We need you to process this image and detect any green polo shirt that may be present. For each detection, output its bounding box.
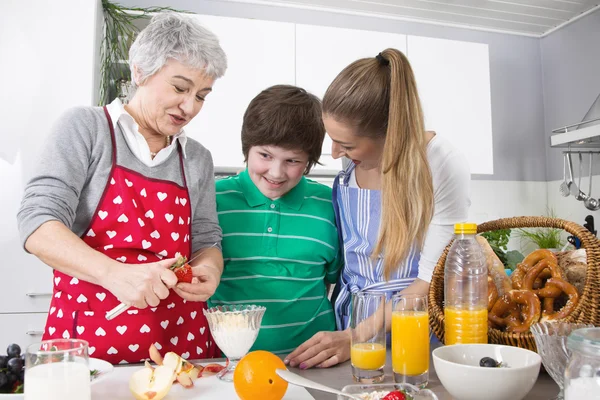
[210,169,342,354]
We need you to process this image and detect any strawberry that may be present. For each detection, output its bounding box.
[173,264,193,283]
[170,255,193,283]
[382,391,407,400]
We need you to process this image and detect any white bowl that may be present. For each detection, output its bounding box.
[432,344,541,400]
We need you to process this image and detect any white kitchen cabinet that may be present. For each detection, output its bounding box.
[184,15,296,170]
[0,313,49,356]
[295,24,407,173]
[407,35,493,175]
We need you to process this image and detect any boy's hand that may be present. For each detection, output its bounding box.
[284,329,351,369]
[173,264,221,302]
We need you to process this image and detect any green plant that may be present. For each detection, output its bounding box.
[480,229,524,270]
[99,0,187,105]
[515,208,565,251]
[516,227,564,250]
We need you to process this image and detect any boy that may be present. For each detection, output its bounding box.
[209,85,342,355]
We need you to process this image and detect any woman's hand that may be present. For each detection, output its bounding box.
[284,330,351,369]
[174,264,221,302]
[174,246,223,302]
[100,258,178,309]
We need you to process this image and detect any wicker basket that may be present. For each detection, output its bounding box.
[429,216,600,351]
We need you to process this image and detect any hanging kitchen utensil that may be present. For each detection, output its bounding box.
[567,152,580,197]
[560,153,570,197]
[584,153,600,211]
[575,153,588,201]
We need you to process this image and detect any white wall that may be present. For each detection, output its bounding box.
[0,0,102,350]
[113,0,557,230]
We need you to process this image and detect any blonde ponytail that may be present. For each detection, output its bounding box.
[323,48,434,280]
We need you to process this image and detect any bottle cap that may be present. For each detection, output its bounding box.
[454,223,477,234]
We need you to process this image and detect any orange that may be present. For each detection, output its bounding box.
[233,350,289,400]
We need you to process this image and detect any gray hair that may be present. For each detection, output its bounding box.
[129,12,227,87]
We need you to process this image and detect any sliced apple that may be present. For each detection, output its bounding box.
[129,364,177,400]
[149,344,164,366]
[186,366,201,380]
[176,371,194,388]
[163,351,184,374]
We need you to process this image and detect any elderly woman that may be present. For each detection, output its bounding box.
[17,12,227,364]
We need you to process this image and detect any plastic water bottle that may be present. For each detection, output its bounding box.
[444,223,488,344]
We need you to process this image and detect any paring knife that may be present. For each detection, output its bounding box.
[105,242,218,321]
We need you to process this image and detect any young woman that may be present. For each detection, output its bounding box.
[285,48,471,369]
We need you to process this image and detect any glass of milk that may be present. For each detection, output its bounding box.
[24,339,91,400]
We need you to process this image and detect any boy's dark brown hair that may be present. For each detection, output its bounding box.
[242,85,325,174]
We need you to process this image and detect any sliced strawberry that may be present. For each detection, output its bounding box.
[382,391,407,400]
[174,264,193,283]
[200,363,226,376]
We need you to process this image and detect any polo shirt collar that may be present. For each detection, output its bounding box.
[239,169,306,211]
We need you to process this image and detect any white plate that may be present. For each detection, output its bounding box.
[0,357,114,398]
[89,357,114,385]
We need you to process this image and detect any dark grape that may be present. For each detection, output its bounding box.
[480,357,499,368]
[6,344,21,359]
[7,357,23,374]
[5,371,16,388]
[0,371,7,390]
[0,355,7,369]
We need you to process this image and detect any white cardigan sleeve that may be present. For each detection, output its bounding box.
[417,137,471,283]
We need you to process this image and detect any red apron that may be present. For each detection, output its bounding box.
[42,107,220,364]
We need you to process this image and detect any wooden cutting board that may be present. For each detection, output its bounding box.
[91,363,315,400]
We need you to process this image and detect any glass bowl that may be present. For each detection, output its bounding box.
[339,383,439,400]
[531,321,594,400]
[203,304,266,381]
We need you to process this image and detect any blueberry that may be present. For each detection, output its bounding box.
[480,357,498,368]
[6,344,21,359]
[7,357,23,374]
[0,355,7,369]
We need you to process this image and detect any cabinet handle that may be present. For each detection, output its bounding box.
[26,331,44,336]
[25,293,52,297]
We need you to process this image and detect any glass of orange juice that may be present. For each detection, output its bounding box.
[391,293,429,388]
[350,291,386,383]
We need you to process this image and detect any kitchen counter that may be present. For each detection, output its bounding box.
[98,350,559,399]
[294,352,559,400]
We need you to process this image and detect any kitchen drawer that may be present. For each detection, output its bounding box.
[0,313,48,352]
[0,260,53,314]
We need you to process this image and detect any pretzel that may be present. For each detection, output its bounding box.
[519,258,579,321]
[488,290,541,333]
[539,278,579,321]
[521,259,563,294]
[488,276,499,311]
[511,249,557,289]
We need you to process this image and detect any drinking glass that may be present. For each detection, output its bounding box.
[24,339,91,400]
[203,304,266,381]
[350,291,386,383]
[392,293,429,388]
